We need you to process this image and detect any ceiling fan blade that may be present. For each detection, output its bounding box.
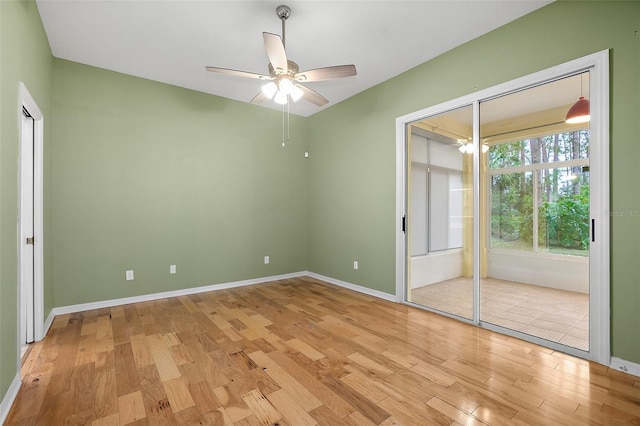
[298,84,329,106]
[250,91,269,105]
[263,32,288,73]
[205,66,270,80]
[295,65,357,82]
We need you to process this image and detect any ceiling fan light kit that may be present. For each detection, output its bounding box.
[205,4,357,107]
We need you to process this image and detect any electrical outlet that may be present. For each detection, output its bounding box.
[125,270,134,281]
[264,256,270,265]
[170,264,176,274]
[353,261,359,270]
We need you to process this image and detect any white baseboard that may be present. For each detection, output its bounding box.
[0,373,22,425]
[306,272,396,302]
[610,357,640,378]
[42,309,56,338]
[49,271,308,318]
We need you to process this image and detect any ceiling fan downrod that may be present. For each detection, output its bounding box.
[276,5,291,48]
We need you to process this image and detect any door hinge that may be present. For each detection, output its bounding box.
[402,216,406,233]
[26,237,35,245]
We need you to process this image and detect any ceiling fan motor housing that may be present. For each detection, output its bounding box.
[268,60,299,78]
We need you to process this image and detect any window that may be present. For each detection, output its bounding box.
[410,130,465,256]
[488,130,590,256]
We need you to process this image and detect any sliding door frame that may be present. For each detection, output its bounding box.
[395,50,610,365]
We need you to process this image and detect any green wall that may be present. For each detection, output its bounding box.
[51,59,309,307]
[0,0,52,402]
[307,1,640,363]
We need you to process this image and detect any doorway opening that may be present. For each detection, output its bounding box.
[396,51,609,364]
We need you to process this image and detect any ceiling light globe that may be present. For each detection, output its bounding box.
[274,90,288,105]
[290,85,304,102]
[466,143,474,154]
[261,82,277,99]
[262,81,278,99]
[279,78,293,95]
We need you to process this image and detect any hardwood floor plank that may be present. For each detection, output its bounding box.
[71,361,97,424]
[118,390,147,424]
[114,342,141,397]
[91,412,120,426]
[377,395,447,425]
[240,388,283,425]
[285,337,326,361]
[7,278,640,425]
[188,379,221,414]
[129,333,154,368]
[426,396,485,425]
[340,370,389,403]
[162,377,196,413]
[267,349,355,418]
[268,388,318,426]
[212,384,253,423]
[96,314,115,353]
[146,333,181,382]
[248,350,324,412]
[320,375,390,424]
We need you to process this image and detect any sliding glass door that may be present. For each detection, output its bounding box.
[407,106,474,321]
[479,75,590,351]
[398,51,609,363]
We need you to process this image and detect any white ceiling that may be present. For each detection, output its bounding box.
[36,0,553,117]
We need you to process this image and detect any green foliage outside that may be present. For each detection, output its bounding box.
[540,184,590,251]
[489,131,589,256]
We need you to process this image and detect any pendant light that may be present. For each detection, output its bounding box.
[566,74,590,124]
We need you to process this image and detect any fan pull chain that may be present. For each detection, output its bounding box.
[287,99,291,142]
[282,101,285,147]
[281,96,291,147]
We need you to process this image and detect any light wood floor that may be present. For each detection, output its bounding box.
[6,277,640,425]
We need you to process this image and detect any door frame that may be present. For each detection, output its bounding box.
[17,82,45,353]
[395,50,610,365]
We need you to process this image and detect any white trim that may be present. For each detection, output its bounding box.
[41,272,395,335]
[0,373,22,425]
[395,50,610,365]
[586,50,611,366]
[610,357,640,378]
[307,272,396,302]
[395,119,407,303]
[49,272,308,316]
[17,83,45,346]
[43,309,56,338]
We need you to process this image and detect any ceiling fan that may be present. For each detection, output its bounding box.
[205,4,357,107]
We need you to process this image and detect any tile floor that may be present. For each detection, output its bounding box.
[410,277,589,351]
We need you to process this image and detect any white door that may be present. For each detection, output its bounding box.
[20,108,35,344]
